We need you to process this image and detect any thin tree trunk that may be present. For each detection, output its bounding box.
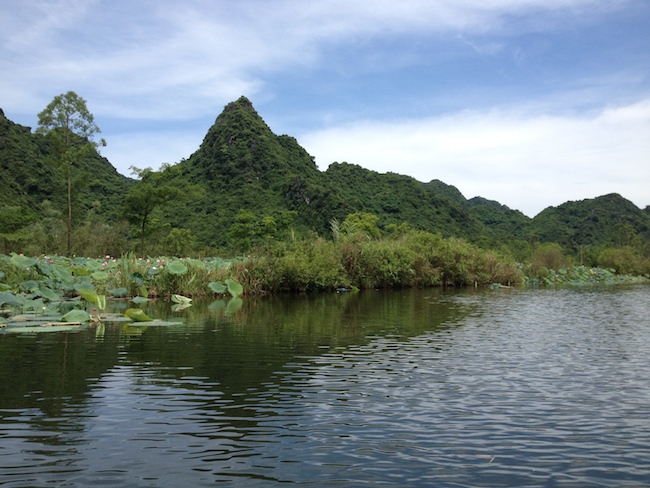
[67,174,72,256]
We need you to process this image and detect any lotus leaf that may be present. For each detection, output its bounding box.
[129,272,144,285]
[91,271,109,281]
[78,288,99,304]
[37,285,60,302]
[225,279,243,298]
[166,261,189,275]
[10,255,37,269]
[125,308,154,322]
[131,296,149,304]
[208,281,227,294]
[171,294,192,304]
[20,280,39,293]
[61,309,91,322]
[108,287,128,297]
[0,291,22,307]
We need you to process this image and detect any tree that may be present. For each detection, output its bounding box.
[124,164,206,256]
[341,212,382,239]
[37,91,106,255]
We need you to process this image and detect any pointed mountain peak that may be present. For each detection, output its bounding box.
[226,96,255,112]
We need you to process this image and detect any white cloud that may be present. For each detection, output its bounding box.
[299,99,650,217]
[1,0,628,120]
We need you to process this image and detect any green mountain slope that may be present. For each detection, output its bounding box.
[2,99,649,257]
[528,193,650,250]
[168,97,497,246]
[0,108,132,227]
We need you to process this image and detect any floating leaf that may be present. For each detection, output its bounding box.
[166,261,188,275]
[125,308,153,322]
[225,279,243,298]
[131,296,149,304]
[208,281,227,294]
[61,309,91,322]
[108,287,128,297]
[171,294,192,304]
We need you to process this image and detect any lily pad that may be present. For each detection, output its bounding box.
[171,294,192,304]
[208,281,227,294]
[61,309,92,323]
[166,261,188,275]
[108,287,128,297]
[225,279,243,298]
[125,308,153,322]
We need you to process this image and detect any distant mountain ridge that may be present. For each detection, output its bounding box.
[1,98,649,253]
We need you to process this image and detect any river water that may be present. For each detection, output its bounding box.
[1,286,649,487]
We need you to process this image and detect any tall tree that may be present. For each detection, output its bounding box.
[37,91,105,255]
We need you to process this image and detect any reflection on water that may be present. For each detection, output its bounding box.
[1,287,650,486]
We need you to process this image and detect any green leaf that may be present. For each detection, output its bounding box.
[91,271,109,281]
[125,308,153,322]
[171,294,192,304]
[166,261,188,275]
[0,291,22,307]
[131,296,149,304]
[20,280,39,293]
[208,281,227,294]
[61,309,91,322]
[225,278,243,298]
[10,255,38,269]
[78,288,99,304]
[96,295,106,311]
[37,285,60,302]
[84,260,103,271]
[108,287,128,297]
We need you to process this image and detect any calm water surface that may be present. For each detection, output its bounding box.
[1,286,649,487]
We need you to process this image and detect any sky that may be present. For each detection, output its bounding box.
[1,0,648,217]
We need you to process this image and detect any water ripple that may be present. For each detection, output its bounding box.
[1,287,649,486]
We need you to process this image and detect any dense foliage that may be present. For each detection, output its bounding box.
[1,97,649,278]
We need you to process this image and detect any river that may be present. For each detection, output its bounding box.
[1,286,649,487]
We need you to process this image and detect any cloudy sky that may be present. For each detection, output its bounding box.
[1,0,648,217]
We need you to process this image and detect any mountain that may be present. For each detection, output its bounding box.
[0,108,132,235]
[527,193,650,250]
[170,96,491,247]
[1,98,649,256]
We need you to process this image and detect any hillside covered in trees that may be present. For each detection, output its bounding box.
[1,97,649,274]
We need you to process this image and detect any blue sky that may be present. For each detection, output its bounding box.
[1,0,648,217]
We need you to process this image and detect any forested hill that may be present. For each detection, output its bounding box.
[0,108,132,236]
[1,98,649,256]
